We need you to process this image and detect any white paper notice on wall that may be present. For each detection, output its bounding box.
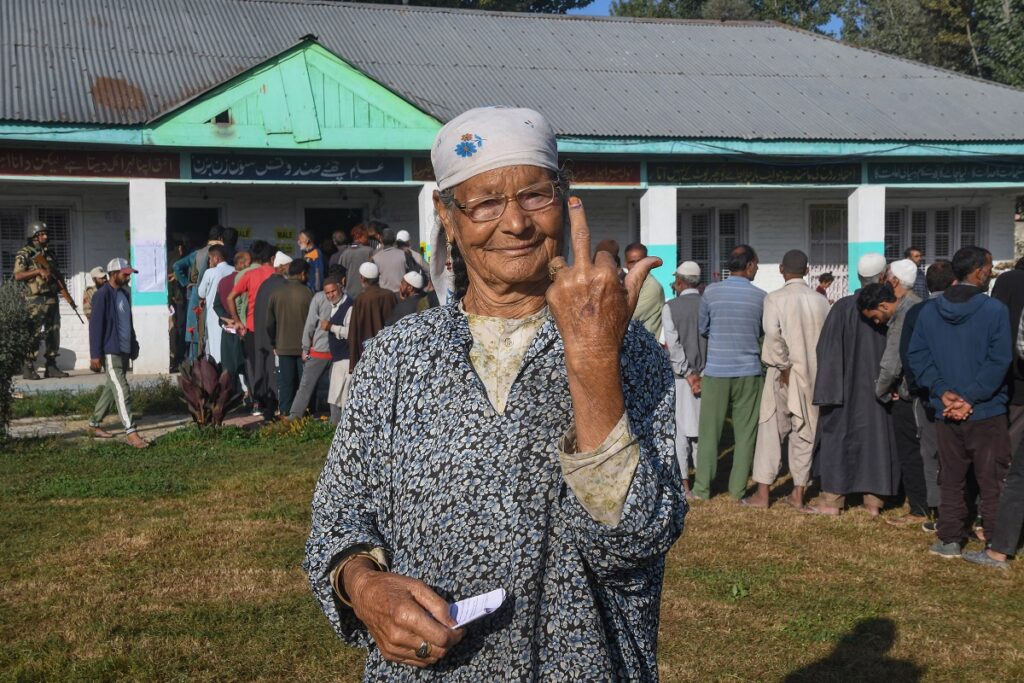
[134,242,167,293]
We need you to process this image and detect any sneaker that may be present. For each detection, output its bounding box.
[921,520,937,533]
[22,364,40,380]
[962,549,1010,570]
[929,540,962,558]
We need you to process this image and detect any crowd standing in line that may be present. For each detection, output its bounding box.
[159,216,437,425]
[655,242,1021,570]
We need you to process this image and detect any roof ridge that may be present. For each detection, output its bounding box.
[233,0,776,26]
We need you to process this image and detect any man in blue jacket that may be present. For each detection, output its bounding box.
[88,257,149,449]
[907,246,1011,558]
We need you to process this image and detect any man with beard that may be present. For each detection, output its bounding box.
[809,253,899,516]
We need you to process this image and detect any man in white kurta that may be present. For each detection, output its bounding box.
[745,249,829,509]
[661,261,706,499]
[195,246,235,365]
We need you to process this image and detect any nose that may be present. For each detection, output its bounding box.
[499,198,533,238]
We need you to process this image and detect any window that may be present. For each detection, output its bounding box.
[677,208,745,282]
[884,207,981,262]
[884,210,904,261]
[808,204,847,266]
[0,205,73,280]
[960,208,980,248]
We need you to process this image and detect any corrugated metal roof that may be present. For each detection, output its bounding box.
[3,0,1024,141]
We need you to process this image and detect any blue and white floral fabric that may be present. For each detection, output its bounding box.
[304,302,686,681]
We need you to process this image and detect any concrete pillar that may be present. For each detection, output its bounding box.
[847,185,886,293]
[418,181,438,262]
[128,179,169,374]
[640,186,677,292]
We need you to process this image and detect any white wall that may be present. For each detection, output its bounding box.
[2,180,1018,371]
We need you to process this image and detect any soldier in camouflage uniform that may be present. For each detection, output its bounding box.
[13,221,69,379]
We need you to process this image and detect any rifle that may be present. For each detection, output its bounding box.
[32,252,85,324]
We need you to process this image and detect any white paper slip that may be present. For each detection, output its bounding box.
[449,588,505,628]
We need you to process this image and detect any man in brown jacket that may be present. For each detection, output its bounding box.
[348,261,396,371]
[266,259,313,416]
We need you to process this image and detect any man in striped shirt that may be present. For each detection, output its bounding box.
[692,245,766,501]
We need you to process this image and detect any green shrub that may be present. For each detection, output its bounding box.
[0,282,36,438]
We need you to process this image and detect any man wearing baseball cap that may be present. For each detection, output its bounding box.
[83,265,108,320]
[88,257,148,448]
[810,252,898,515]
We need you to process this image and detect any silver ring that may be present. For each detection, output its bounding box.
[415,640,431,659]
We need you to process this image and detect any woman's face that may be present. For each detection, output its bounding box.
[439,164,563,293]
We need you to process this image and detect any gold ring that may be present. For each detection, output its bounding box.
[415,641,431,659]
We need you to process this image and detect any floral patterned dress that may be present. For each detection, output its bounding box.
[304,302,686,681]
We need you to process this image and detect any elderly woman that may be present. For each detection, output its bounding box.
[305,107,686,681]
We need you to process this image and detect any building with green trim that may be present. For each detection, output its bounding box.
[2,0,1024,372]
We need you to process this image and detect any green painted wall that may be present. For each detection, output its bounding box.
[145,41,441,151]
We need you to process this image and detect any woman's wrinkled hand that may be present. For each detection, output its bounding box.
[345,559,465,668]
[546,196,662,362]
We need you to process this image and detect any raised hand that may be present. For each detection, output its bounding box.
[546,196,662,359]
[545,196,662,452]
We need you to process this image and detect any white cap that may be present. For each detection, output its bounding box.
[396,230,411,243]
[889,258,919,289]
[857,252,887,278]
[430,106,558,190]
[89,266,107,280]
[106,257,137,274]
[674,261,701,278]
[403,271,425,290]
[272,251,293,268]
[359,262,380,280]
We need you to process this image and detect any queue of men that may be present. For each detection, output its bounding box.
[171,223,435,424]
[659,243,1023,570]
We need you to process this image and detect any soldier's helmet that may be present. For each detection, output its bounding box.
[25,220,48,239]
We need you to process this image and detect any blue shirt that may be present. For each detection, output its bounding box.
[699,276,766,377]
[114,288,132,354]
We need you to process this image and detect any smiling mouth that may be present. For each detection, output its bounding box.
[490,242,543,256]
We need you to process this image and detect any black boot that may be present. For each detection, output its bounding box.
[44,362,68,379]
[22,363,40,380]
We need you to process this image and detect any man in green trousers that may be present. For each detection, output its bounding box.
[692,245,765,500]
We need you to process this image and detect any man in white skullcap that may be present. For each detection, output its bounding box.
[395,229,428,277]
[809,252,900,516]
[855,259,928,524]
[661,260,706,498]
[385,270,434,327]
[347,261,396,370]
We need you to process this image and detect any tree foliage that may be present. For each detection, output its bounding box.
[611,0,839,30]
[838,0,1024,87]
[612,0,1024,88]
[369,0,596,13]
[0,282,36,439]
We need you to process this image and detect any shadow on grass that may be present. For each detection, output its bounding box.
[783,617,924,683]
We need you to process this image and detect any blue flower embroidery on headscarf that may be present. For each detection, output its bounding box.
[455,133,484,157]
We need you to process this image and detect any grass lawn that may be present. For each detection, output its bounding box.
[1,422,1021,682]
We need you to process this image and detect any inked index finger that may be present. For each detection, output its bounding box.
[566,196,591,266]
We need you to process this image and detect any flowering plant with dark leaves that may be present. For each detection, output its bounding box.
[177,357,241,426]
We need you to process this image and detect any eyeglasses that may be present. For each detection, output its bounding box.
[453,180,562,223]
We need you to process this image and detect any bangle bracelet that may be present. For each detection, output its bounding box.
[330,549,388,607]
